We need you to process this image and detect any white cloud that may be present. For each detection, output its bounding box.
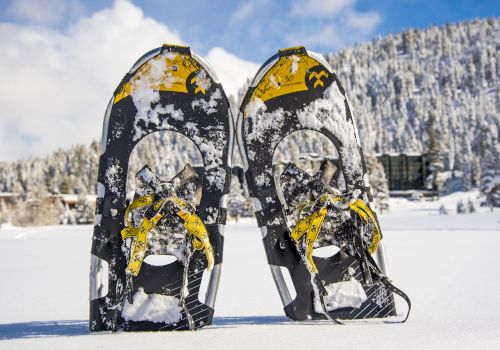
[345,9,381,34]
[290,0,354,18]
[287,24,342,49]
[205,47,259,99]
[5,0,86,25]
[0,0,259,162]
[287,0,381,50]
[229,1,259,25]
[0,0,183,161]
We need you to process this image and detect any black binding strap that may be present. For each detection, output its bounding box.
[352,226,411,323]
[364,249,412,323]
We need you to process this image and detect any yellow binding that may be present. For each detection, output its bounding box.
[290,195,381,274]
[121,195,214,276]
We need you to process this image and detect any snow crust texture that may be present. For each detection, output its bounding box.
[122,288,182,324]
[313,279,368,313]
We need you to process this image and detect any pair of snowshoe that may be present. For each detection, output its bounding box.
[89,44,410,332]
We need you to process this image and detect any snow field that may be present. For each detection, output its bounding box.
[0,196,499,349]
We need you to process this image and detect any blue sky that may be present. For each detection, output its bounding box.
[1,0,499,62]
[0,0,498,161]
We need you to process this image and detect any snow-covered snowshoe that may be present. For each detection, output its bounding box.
[90,44,233,331]
[236,46,410,322]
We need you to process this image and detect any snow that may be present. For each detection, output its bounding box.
[243,97,267,119]
[290,55,300,74]
[129,52,187,141]
[255,173,271,187]
[104,159,124,196]
[130,53,169,140]
[191,88,222,115]
[122,288,182,324]
[0,195,499,349]
[182,119,227,192]
[294,82,363,183]
[314,279,367,313]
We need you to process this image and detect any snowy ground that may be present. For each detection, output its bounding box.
[0,192,499,349]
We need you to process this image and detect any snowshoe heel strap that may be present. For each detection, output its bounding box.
[290,195,381,275]
[121,195,214,276]
[290,208,327,273]
[348,199,381,254]
[380,277,411,323]
[176,208,214,270]
[364,249,412,323]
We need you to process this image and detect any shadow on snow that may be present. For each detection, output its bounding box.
[0,320,88,340]
[212,316,289,326]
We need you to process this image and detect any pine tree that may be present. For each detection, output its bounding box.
[480,144,500,208]
[365,154,390,213]
[75,194,95,224]
[426,111,445,194]
[0,18,499,223]
[0,199,10,225]
[227,174,249,220]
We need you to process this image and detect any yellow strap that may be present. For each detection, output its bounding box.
[290,208,327,273]
[124,194,156,227]
[123,214,163,276]
[289,196,381,274]
[290,213,314,241]
[348,199,381,254]
[324,194,381,253]
[170,197,214,270]
[121,196,214,276]
[177,209,214,271]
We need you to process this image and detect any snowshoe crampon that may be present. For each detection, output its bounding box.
[89,44,233,332]
[236,46,410,323]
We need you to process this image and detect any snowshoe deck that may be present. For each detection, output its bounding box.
[90,44,233,331]
[237,46,409,322]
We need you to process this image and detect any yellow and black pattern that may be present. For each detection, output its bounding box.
[290,194,381,276]
[245,46,333,112]
[114,44,208,104]
[91,43,232,332]
[237,46,404,322]
[290,208,328,273]
[120,194,214,277]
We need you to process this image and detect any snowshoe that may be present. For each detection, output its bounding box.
[236,46,410,322]
[89,44,233,331]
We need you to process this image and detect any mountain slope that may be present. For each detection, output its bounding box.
[326,17,499,188]
[0,18,498,221]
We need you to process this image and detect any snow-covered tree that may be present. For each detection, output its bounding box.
[75,195,95,224]
[426,111,445,193]
[456,200,466,214]
[227,174,248,221]
[365,154,390,213]
[439,204,448,215]
[480,151,500,208]
[1,18,499,222]
[467,199,476,213]
[0,199,10,225]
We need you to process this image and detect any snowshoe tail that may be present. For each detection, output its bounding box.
[89,44,233,331]
[236,46,410,322]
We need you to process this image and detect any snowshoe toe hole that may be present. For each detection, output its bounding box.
[143,254,178,266]
[312,245,340,258]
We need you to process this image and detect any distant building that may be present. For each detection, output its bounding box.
[377,153,430,191]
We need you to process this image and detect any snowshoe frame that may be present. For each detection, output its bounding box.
[237,46,399,321]
[89,44,234,331]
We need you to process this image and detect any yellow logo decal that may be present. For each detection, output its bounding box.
[190,77,206,94]
[113,51,204,104]
[308,70,328,88]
